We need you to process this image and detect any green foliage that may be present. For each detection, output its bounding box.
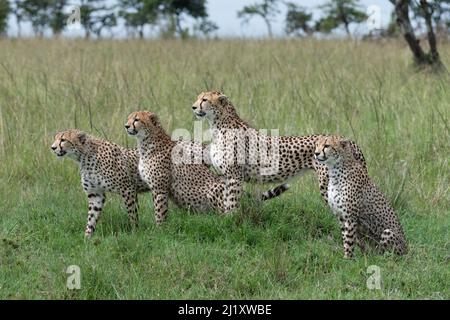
[0,0,10,35]
[79,0,118,38]
[192,18,218,38]
[48,0,67,36]
[410,0,450,36]
[20,0,50,36]
[16,0,69,36]
[315,0,367,36]
[0,39,448,299]
[118,0,159,38]
[237,0,280,37]
[159,0,208,38]
[385,9,400,37]
[285,2,313,37]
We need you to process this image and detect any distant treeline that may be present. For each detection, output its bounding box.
[0,0,449,40]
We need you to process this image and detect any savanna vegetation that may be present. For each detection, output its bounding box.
[0,38,448,299]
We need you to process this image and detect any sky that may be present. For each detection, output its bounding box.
[6,0,394,38]
[208,0,393,37]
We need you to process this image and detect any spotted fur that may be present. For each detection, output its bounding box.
[315,136,408,258]
[51,129,149,237]
[191,91,367,212]
[125,111,289,224]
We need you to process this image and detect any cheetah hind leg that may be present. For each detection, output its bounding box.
[85,193,105,237]
[153,193,169,225]
[122,190,138,231]
[342,217,357,259]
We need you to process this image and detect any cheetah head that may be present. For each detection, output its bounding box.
[51,129,87,159]
[125,111,160,139]
[191,91,233,122]
[314,136,350,165]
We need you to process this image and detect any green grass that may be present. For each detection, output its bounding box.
[0,38,449,299]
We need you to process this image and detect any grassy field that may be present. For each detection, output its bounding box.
[0,39,448,299]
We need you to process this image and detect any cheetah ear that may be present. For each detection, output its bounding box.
[77,132,87,144]
[148,112,160,127]
[218,94,229,106]
[339,139,350,149]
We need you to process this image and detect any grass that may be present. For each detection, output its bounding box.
[0,38,448,299]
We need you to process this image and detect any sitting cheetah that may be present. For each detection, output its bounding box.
[51,129,149,237]
[314,136,407,258]
[124,111,288,224]
[191,91,367,211]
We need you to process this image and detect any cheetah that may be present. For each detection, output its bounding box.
[314,136,408,258]
[51,129,149,237]
[191,91,367,211]
[124,111,289,224]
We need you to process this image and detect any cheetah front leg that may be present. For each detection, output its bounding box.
[121,189,138,230]
[221,165,245,213]
[342,216,358,259]
[314,163,329,204]
[153,193,169,225]
[85,193,105,237]
[222,174,243,213]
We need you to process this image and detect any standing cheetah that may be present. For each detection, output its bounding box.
[191,91,367,211]
[124,111,289,224]
[314,136,408,258]
[51,129,149,237]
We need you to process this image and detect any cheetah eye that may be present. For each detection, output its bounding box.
[324,144,330,149]
[60,139,66,142]
[134,118,139,122]
[202,98,207,102]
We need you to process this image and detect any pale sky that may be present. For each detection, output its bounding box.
[7,0,394,38]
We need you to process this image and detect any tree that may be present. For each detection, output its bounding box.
[119,0,159,39]
[237,0,279,38]
[411,0,450,38]
[389,0,445,70]
[315,0,367,37]
[21,0,54,37]
[92,11,117,38]
[159,0,208,38]
[0,0,10,36]
[385,9,401,37]
[48,0,68,36]
[77,1,118,39]
[285,2,313,37]
[192,17,218,38]
[20,0,67,37]
[11,0,25,37]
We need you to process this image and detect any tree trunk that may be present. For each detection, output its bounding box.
[263,17,273,38]
[393,0,426,63]
[343,21,350,37]
[175,15,183,37]
[420,0,440,64]
[17,16,22,38]
[391,0,444,69]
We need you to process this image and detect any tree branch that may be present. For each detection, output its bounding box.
[420,0,439,62]
[393,0,427,64]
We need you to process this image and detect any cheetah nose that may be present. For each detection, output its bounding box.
[192,106,197,110]
[314,152,320,157]
[124,124,130,129]
[51,146,57,150]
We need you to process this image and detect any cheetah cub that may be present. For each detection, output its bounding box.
[314,136,407,258]
[125,111,288,225]
[51,129,149,237]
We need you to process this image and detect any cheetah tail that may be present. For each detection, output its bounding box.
[261,184,290,201]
